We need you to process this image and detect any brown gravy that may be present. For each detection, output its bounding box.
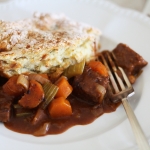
[4,93,120,135]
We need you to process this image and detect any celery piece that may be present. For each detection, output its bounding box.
[16,112,32,117]
[41,82,58,109]
[14,104,32,117]
[13,104,23,109]
[63,59,85,78]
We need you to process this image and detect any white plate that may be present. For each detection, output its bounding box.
[0,0,150,150]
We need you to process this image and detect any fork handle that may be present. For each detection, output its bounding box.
[122,98,150,150]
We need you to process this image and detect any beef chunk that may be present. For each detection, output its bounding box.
[113,43,148,83]
[72,66,109,104]
[0,101,11,122]
[0,89,13,122]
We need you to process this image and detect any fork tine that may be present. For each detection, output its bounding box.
[111,52,131,89]
[100,51,134,102]
[106,52,126,91]
[100,53,119,93]
[118,67,132,87]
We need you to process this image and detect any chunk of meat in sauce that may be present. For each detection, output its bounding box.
[72,66,109,104]
[112,43,148,83]
[0,89,14,122]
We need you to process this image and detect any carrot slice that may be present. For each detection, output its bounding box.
[88,60,108,77]
[48,97,72,118]
[18,80,44,108]
[3,75,25,96]
[55,76,73,98]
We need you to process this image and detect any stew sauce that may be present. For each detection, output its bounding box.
[4,93,120,135]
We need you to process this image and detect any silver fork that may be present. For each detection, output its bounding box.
[99,51,150,150]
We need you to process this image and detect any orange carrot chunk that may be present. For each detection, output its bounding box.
[3,75,26,97]
[88,60,108,77]
[55,76,73,98]
[18,80,44,108]
[48,97,72,118]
